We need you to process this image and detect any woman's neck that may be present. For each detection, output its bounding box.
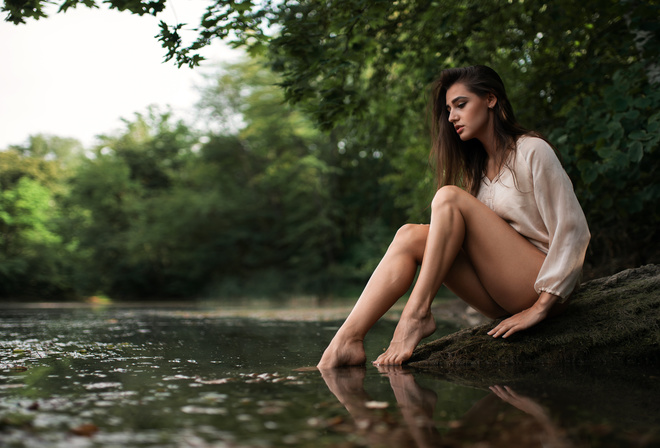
[478,118,499,159]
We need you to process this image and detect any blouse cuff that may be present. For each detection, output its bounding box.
[536,287,571,303]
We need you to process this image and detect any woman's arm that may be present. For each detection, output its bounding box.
[525,138,591,301]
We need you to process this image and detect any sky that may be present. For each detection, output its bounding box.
[0,0,241,149]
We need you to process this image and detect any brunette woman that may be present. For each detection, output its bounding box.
[318,65,590,368]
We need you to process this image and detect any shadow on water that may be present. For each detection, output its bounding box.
[0,304,658,447]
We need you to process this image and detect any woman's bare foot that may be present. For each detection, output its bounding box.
[317,335,367,368]
[373,312,436,365]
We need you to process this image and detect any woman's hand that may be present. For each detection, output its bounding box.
[487,292,560,338]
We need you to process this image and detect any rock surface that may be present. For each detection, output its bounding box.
[409,264,660,374]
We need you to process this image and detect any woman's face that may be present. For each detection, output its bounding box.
[445,82,496,143]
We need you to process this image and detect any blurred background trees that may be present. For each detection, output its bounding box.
[1,0,658,300]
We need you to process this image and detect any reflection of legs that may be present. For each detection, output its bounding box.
[374,186,545,365]
[489,385,569,447]
[453,385,570,447]
[318,366,415,446]
[378,366,441,448]
[318,224,427,368]
[319,367,372,419]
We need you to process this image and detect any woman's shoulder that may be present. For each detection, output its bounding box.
[515,135,560,165]
[516,134,563,172]
[516,134,554,152]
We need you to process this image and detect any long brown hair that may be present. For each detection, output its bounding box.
[429,65,532,196]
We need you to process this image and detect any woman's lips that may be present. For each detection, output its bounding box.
[455,125,464,134]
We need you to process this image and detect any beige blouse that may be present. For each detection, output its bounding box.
[476,136,591,301]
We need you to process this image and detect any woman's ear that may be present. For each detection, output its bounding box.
[487,93,498,109]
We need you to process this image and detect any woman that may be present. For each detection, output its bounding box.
[317,65,590,368]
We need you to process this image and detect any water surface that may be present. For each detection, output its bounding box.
[0,304,657,447]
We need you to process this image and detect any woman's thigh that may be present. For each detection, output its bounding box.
[437,186,546,314]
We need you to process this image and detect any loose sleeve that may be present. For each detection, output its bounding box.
[526,139,591,300]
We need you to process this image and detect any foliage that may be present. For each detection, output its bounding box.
[549,63,660,272]
[2,0,165,23]
[67,109,199,297]
[2,0,659,298]
[0,141,78,298]
[49,64,405,299]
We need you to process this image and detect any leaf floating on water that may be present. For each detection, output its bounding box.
[326,416,344,427]
[0,383,26,389]
[70,423,99,437]
[163,375,194,381]
[195,377,233,385]
[307,417,323,427]
[181,405,227,415]
[364,401,389,409]
[84,382,122,390]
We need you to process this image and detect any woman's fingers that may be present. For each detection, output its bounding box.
[487,316,518,338]
[487,307,545,338]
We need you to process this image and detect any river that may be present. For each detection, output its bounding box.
[0,302,657,447]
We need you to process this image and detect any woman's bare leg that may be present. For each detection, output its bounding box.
[373,186,545,365]
[317,224,427,368]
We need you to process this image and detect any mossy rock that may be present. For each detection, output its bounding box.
[408,264,660,374]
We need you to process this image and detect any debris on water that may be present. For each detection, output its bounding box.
[84,382,122,390]
[70,423,99,437]
[181,406,227,415]
[0,383,26,389]
[365,401,389,410]
[163,375,194,381]
[293,366,318,372]
[195,377,233,385]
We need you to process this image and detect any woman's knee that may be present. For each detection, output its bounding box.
[391,224,428,258]
[431,185,464,212]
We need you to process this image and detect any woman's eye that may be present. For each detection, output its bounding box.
[457,102,466,108]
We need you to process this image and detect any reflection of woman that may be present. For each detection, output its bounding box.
[318,65,590,368]
[319,367,441,447]
[319,367,570,448]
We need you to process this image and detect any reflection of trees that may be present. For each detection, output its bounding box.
[318,366,572,448]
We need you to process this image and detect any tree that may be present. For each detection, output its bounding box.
[194,58,404,296]
[67,109,200,297]
[0,141,78,298]
[5,0,659,275]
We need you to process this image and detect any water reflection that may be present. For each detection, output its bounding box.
[319,366,574,448]
[1,305,658,447]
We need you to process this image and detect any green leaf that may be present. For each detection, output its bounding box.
[578,160,598,184]
[624,109,640,120]
[629,141,643,163]
[629,130,649,141]
[613,96,628,112]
